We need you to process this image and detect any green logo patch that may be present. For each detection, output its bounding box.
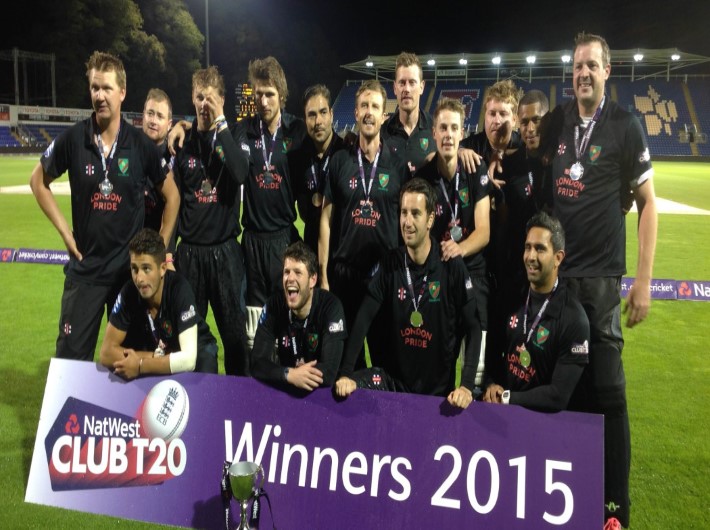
[117,158,129,176]
[307,333,319,352]
[428,281,441,301]
[589,145,602,162]
[459,187,470,206]
[420,138,429,151]
[378,173,390,189]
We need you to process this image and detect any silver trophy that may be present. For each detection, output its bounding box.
[228,461,264,530]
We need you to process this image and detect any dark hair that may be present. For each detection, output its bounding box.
[526,211,565,252]
[574,31,611,67]
[519,89,549,114]
[128,228,166,263]
[400,177,437,216]
[302,84,332,109]
[283,241,318,277]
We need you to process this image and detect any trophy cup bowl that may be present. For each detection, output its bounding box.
[228,461,264,530]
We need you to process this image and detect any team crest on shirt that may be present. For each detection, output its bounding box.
[535,325,550,346]
[428,281,441,301]
[85,164,95,176]
[420,138,429,151]
[282,137,293,152]
[378,173,390,190]
[117,158,129,176]
[162,320,173,337]
[307,333,319,352]
[216,145,225,162]
[458,187,470,207]
[589,145,602,162]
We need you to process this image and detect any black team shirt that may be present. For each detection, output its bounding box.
[110,270,216,354]
[173,121,247,245]
[324,140,410,274]
[416,153,492,277]
[251,288,347,388]
[41,115,168,285]
[340,240,482,397]
[381,110,436,172]
[233,112,306,233]
[288,131,346,253]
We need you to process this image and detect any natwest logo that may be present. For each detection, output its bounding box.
[44,381,189,491]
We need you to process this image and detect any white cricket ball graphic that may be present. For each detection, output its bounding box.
[140,379,190,441]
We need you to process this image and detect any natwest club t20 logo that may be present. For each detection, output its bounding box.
[44,380,190,491]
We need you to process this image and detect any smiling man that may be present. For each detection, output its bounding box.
[30,51,179,362]
[483,211,588,411]
[250,242,346,392]
[99,228,218,378]
[335,178,481,408]
[549,32,658,530]
[319,79,410,369]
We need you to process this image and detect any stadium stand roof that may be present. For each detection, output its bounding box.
[342,49,710,83]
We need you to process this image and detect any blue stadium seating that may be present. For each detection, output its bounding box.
[0,126,22,147]
[686,79,710,156]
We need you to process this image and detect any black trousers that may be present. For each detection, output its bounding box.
[242,227,299,307]
[176,239,248,376]
[566,276,630,527]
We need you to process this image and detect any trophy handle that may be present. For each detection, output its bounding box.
[255,464,265,492]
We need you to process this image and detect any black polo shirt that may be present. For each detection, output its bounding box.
[233,112,306,233]
[551,98,653,277]
[288,131,346,253]
[110,270,216,353]
[251,287,347,388]
[41,115,168,285]
[501,282,589,409]
[415,153,491,276]
[341,240,481,397]
[324,140,410,274]
[382,109,436,172]
[173,121,247,245]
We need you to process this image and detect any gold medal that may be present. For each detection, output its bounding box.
[410,310,423,328]
[519,348,531,368]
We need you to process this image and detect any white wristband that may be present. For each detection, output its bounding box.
[502,390,511,405]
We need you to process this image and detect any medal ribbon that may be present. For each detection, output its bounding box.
[404,252,428,316]
[259,116,282,172]
[96,121,121,186]
[356,145,381,203]
[437,167,460,227]
[146,309,162,349]
[309,155,330,191]
[522,278,558,346]
[574,95,606,165]
[287,310,310,360]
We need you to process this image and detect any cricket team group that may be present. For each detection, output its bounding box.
[29,30,657,529]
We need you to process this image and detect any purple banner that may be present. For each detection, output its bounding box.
[27,359,603,529]
[14,248,69,265]
[621,277,677,300]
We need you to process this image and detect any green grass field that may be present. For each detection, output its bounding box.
[1,156,709,528]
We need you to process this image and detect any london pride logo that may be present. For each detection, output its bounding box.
[43,380,190,491]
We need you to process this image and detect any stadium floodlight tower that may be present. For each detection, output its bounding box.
[492,55,501,81]
[526,54,536,82]
[561,53,571,82]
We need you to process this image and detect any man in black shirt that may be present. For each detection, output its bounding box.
[335,178,481,408]
[100,229,217,378]
[172,66,249,376]
[289,85,345,255]
[483,212,589,411]
[30,51,179,362]
[251,242,346,392]
[549,33,658,529]
[319,79,410,368]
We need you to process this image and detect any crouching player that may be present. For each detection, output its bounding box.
[100,228,218,378]
[251,241,347,392]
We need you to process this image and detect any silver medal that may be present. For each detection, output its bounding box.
[201,179,213,195]
[570,162,584,181]
[99,177,113,197]
[361,202,372,218]
[450,225,463,242]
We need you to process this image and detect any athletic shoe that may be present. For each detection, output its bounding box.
[604,517,622,530]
